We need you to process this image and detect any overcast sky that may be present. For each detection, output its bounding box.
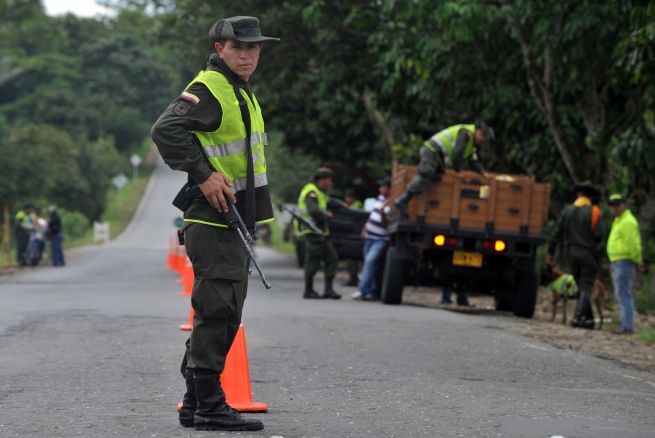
[43,0,115,17]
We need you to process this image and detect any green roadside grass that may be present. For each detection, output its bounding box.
[635,326,655,345]
[262,216,295,256]
[66,149,156,249]
[0,146,156,267]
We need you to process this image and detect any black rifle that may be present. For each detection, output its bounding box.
[278,204,323,234]
[225,197,271,290]
[174,184,271,290]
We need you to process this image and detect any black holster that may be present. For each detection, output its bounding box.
[172,181,205,212]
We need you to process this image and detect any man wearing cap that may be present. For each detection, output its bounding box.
[296,168,341,299]
[353,177,392,301]
[547,182,605,329]
[607,194,645,334]
[151,16,278,431]
[395,123,495,215]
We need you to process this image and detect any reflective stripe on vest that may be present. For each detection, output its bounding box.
[188,70,268,193]
[425,124,475,166]
[295,182,329,236]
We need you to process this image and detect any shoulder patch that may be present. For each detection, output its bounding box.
[179,91,200,105]
[173,101,193,116]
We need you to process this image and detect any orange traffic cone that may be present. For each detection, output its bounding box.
[179,306,194,331]
[166,234,177,271]
[177,260,194,296]
[176,324,267,413]
[221,324,268,412]
[174,246,187,275]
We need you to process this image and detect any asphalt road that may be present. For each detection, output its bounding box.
[1,161,654,438]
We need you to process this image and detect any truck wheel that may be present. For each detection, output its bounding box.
[512,269,537,318]
[381,246,404,305]
[295,240,305,268]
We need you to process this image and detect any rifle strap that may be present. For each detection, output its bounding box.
[232,85,256,232]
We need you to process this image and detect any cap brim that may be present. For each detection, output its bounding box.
[233,35,280,42]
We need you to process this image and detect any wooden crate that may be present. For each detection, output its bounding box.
[391,162,550,236]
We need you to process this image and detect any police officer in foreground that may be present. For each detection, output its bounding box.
[297,168,341,299]
[395,123,495,215]
[151,16,278,432]
[547,182,605,329]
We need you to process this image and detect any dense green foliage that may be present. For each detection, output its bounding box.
[1,0,653,243]
[0,0,180,220]
[155,1,654,227]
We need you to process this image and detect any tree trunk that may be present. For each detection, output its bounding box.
[505,10,580,183]
[360,88,398,161]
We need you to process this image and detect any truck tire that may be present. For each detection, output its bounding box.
[381,246,404,305]
[512,269,537,318]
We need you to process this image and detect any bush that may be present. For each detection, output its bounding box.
[59,208,90,241]
[635,265,655,315]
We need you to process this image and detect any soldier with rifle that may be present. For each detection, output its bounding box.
[295,168,341,299]
[151,16,278,432]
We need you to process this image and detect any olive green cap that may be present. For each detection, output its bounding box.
[209,16,279,44]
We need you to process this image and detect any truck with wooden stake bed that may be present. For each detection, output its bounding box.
[382,163,550,318]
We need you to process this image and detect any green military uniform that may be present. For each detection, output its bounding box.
[406,124,483,195]
[548,189,605,329]
[297,179,340,299]
[152,16,278,432]
[396,124,493,215]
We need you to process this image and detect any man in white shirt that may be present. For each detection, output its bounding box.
[353,177,391,301]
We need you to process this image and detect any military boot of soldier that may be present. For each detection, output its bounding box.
[323,276,342,299]
[303,276,322,299]
[179,367,196,427]
[193,371,264,431]
[571,295,595,330]
[394,192,412,218]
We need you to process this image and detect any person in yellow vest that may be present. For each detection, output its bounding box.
[395,123,495,214]
[297,168,341,299]
[607,194,645,334]
[14,203,34,266]
[547,182,605,329]
[151,16,278,432]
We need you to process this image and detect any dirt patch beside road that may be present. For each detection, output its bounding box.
[402,286,655,373]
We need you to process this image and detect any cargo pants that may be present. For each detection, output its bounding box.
[406,145,446,195]
[304,235,338,283]
[569,246,599,322]
[182,223,249,373]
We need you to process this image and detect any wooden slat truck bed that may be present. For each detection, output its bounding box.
[390,162,550,237]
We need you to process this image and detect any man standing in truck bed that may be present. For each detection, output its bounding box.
[394,123,495,215]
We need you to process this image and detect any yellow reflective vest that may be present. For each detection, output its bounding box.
[295,182,329,237]
[184,69,273,227]
[425,124,476,166]
[607,209,642,263]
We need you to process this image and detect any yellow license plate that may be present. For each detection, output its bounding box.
[452,251,483,268]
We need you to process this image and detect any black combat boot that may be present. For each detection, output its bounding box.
[394,192,412,218]
[571,294,594,329]
[323,276,342,299]
[179,367,196,427]
[193,371,263,431]
[303,276,322,299]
